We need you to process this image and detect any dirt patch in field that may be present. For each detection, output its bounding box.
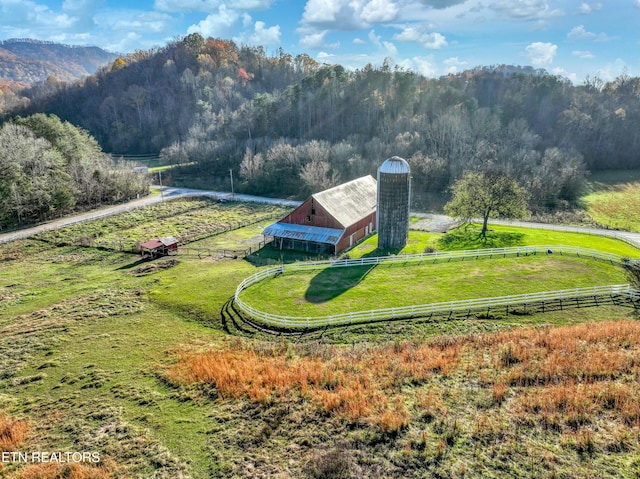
[130,259,179,276]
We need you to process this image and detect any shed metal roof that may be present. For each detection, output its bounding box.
[263,223,344,245]
[141,236,178,250]
[140,240,163,249]
[312,175,377,228]
[160,236,178,246]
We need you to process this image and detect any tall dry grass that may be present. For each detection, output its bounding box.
[478,320,640,386]
[167,341,461,431]
[167,320,640,434]
[516,380,640,428]
[1,411,113,479]
[10,463,112,479]
[0,412,29,451]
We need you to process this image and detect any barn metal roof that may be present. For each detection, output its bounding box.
[311,175,377,228]
[263,223,344,245]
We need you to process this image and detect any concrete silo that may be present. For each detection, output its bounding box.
[377,156,411,250]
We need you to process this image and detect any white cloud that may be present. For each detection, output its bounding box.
[102,11,174,34]
[368,29,397,55]
[240,20,281,46]
[393,25,447,49]
[552,67,576,82]
[361,0,399,23]
[60,0,101,30]
[567,25,595,40]
[443,56,467,73]
[579,2,602,14]
[0,0,77,34]
[572,50,594,59]
[567,25,615,42]
[397,56,438,76]
[490,0,564,22]
[524,42,557,66]
[300,0,399,31]
[187,4,239,37]
[154,0,217,13]
[300,32,325,49]
[317,51,335,59]
[353,37,367,45]
[154,0,275,13]
[416,0,467,8]
[187,6,280,47]
[596,58,629,81]
[104,31,143,53]
[242,13,252,28]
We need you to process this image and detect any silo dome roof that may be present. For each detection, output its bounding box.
[378,156,410,174]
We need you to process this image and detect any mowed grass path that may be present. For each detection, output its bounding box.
[239,255,628,317]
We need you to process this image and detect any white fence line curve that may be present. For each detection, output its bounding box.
[234,245,640,329]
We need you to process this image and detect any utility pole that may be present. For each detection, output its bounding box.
[229,169,234,199]
[159,170,164,202]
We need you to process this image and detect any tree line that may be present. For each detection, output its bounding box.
[0,114,149,228]
[2,34,639,210]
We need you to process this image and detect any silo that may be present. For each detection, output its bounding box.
[377,156,411,250]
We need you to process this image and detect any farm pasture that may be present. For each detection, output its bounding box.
[0,197,639,478]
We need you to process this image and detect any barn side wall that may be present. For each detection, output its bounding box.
[280,197,344,230]
[336,212,377,253]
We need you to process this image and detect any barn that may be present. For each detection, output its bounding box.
[263,176,377,254]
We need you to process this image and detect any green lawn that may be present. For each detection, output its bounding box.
[581,169,640,232]
[346,225,640,259]
[238,255,628,318]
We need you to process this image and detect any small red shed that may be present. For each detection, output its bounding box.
[140,236,178,256]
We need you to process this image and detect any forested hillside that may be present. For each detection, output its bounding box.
[0,39,117,83]
[3,34,639,209]
[0,114,148,228]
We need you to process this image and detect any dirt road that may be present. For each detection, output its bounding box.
[1,186,639,250]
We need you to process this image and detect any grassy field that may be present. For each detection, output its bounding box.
[349,223,640,258]
[239,255,628,318]
[581,169,640,232]
[0,199,639,478]
[32,198,289,251]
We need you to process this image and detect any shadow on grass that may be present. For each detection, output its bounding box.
[304,246,403,304]
[244,245,332,267]
[438,225,525,250]
[115,257,152,270]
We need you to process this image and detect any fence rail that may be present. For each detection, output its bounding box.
[233,245,640,330]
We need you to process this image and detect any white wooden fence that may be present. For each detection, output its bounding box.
[234,245,640,329]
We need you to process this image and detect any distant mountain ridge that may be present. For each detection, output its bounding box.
[0,39,118,84]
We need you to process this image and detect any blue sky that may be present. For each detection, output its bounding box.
[1,0,638,83]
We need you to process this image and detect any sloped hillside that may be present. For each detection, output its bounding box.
[0,39,117,83]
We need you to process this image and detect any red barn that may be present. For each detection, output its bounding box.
[263,176,377,254]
